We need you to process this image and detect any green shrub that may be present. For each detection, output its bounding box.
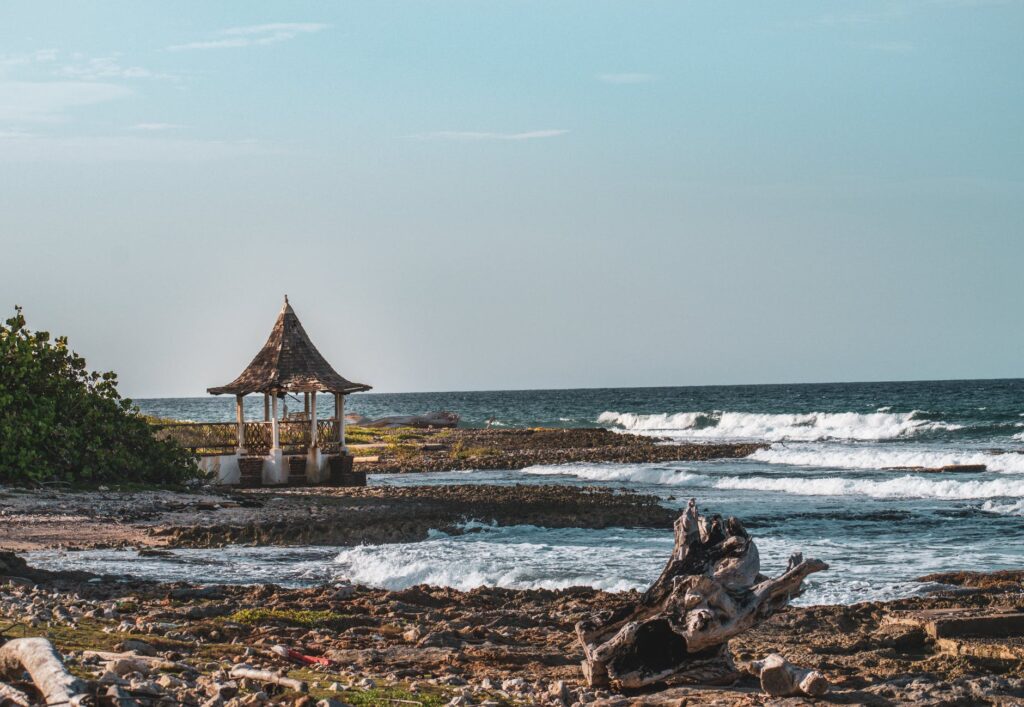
[0,306,198,486]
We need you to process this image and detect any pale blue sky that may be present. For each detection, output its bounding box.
[1,1,1022,396]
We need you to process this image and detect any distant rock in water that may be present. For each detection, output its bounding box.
[346,411,460,428]
[884,464,987,474]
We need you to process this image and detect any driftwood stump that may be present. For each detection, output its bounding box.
[576,499,827,689]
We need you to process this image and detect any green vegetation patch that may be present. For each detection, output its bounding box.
[228,608,369,630]
[0,306,199,486]
[287,667,455,707]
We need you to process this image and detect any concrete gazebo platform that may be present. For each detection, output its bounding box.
[203,296,371,486]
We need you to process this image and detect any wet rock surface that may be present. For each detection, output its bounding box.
[2,565,1023,706]
[357,428,763,474]
[157,484,679,548]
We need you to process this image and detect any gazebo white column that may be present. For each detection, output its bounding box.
[235,394,246,454]
[335,393,346,451]
[309,391,318,448]
[270,393,280,451]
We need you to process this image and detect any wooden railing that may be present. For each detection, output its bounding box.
[152,419,342,456]
[243,422,271,455]
[318,419,339,453]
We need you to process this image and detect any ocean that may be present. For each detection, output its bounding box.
[33,379,1024,605]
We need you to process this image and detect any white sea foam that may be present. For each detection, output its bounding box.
[597,410,959,442]
[752,445,1024,474]
[522,463,701,485]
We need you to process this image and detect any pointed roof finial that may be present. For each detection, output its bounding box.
[284,294,289,305]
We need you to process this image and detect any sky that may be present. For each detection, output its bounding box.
[1,1,1022,397]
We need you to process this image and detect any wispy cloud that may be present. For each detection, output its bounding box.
[58,54,171,81]
[168,23,329,51]
[408,129,569,142]
[0,81,130,123]
[130,122,182,131]
[0,49,58,73]
[597,73,657,84]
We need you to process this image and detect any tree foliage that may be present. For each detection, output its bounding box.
[0,306,198,486]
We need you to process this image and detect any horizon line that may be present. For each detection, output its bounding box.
[130,375,1024,400]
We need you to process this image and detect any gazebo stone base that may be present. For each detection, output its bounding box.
[238,457,264,488]
[328,453,365,487]
[198,447,336,487]
[287,455,309,486]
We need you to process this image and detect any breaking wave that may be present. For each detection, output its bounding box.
[597,410,960,442]
[331,524,662,592]
[711,474,1024,500]
[981,499,1024,516]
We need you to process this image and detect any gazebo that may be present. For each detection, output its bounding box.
[206,296,371,486]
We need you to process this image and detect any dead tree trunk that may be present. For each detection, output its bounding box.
[576,499,827,689]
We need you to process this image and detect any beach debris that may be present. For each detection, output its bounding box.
[575,498,827,690]
[0,638,88,706]
[743,653,829,697]
[269,644,333,667]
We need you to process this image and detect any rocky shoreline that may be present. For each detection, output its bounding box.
[347,428,763,474]
[1,551,1022,706]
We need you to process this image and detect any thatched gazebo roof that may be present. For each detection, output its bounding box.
[208,297,371,396]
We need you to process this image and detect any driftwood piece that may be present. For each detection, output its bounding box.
[229,666,307,693]
[0,681,31,707]
[0,638,88,706]
[745,653,829,697]
[576,499,827,690]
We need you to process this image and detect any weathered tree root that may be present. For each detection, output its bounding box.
[576,498,828,690]
[743,653,829,697]
[0,680,32,707]
[0,638,88,706]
